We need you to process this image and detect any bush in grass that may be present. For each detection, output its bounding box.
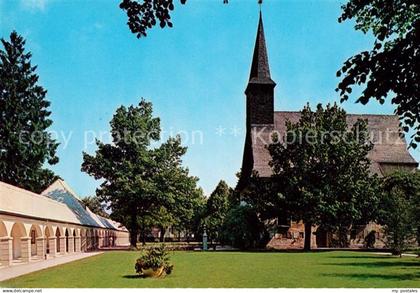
[364,230,376,249]
[135,245,173,277]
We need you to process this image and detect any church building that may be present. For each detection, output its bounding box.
[237,13,418,249]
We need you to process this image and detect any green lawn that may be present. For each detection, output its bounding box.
[1,251,419,288]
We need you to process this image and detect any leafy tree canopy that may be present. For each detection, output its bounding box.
[203,180,232,242]
[0,31,59,193]
[81,196,109,218]
[378,171,420,256]
[220,205,265,249]
[268,103,380,250]
[82,99,200,247]
[119,0,240,38]
[147,138,205,241]
[337,0,420,147]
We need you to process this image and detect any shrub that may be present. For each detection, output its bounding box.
[364,230,376,249]
[135,245,173,277]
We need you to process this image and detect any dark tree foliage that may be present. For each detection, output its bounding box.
[378,171,420,256]
[148,141,205,243]
[81,196,109,218]
[203,180,232,245]
[337,0,420,148]
[268,103,379,250]
[241,172,285,223]
[220,205,265,249]
[82,99,200,247]
[119,0,231,38]
[82,99,161,246]
[0,31,59,193]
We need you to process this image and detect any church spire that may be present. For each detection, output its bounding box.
[245,11,275,127]
[248,11,275,85]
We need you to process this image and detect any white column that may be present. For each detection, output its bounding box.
[0,237,12,266]
[36,237,45,258]
[48,236,56,257]
[20,237,31,262]
[68,236,74,253]
[74,236,81,252]
[98,236,104,248]
[59,236,66,254]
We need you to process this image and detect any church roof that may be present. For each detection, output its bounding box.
[248,12,275,85]
[250,112,418,178]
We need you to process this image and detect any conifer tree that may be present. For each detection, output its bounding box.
[0,31,59,193]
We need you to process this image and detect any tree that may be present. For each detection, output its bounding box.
[0,31,59,193]
[241,172,285,223]
[119,0,243,38]
[220,205,265,249]
[82,99,161,247]
[379,171,420,256]
[81,196,109,218]
[171,187,206,241]
[268,103,378,250]
[149,136,204,242]
[337,0,420,147]
[203,180,232,246]
[82,99,200,247]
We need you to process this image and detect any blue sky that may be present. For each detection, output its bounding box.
[1,0,418,197]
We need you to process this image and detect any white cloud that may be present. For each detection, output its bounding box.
[21,0,49,12]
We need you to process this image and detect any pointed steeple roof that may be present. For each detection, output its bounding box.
[248,11,275,85]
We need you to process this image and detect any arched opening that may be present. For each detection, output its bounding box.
[73,230,76,252]
[29,224,42,256]
[0,221,7,237]
[56,228,61,253]
[110,232,115,247]
[11,222,26,260]
[0,221,8,265]
[45,226,50,254]
[65,229,69,253]
[315,226,330,248]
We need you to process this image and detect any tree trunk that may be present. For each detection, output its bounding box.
[129,214,138,248]
[160,226,165,242]
[129,230,138,248]
[338,227,350,248]
[304,222,312,251]
[140,217,146,246]
[141,230,146,245]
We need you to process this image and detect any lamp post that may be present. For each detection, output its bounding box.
[202,225,208,251]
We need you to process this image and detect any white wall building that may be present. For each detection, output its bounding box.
[0,179,130,268]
